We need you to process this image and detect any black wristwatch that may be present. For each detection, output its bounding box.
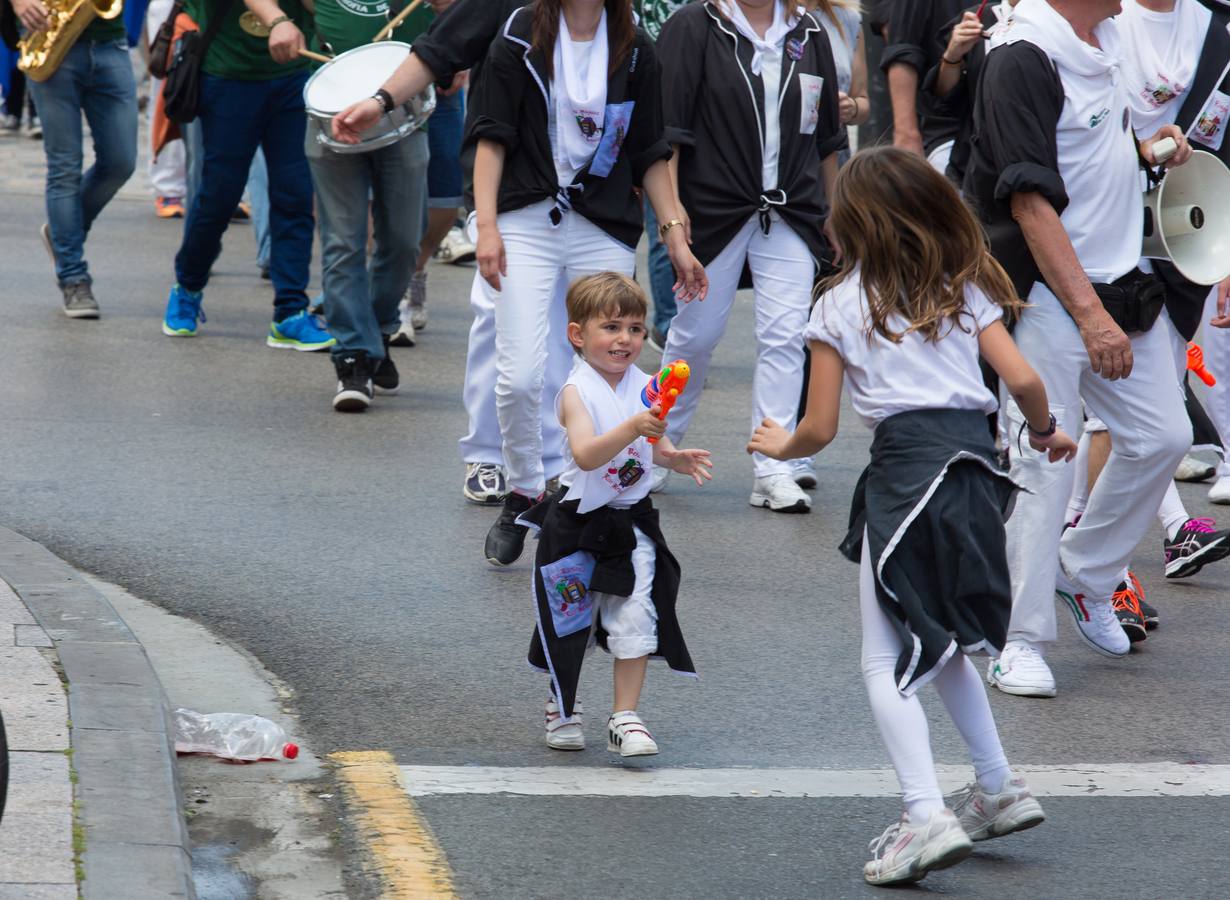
[1028,413,1057,438]
[373,89,394,114]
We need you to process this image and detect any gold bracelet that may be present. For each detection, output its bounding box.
[659,218,683,240]
[268,14,293,30]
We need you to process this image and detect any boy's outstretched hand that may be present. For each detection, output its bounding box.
[659,447,714,486]
[747,418,791,460]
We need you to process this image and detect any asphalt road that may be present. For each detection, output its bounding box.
[2,134,1229,899]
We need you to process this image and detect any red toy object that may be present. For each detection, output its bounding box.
[1188,342,1216,386]
[640,360,691,444]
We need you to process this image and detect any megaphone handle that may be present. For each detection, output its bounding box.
[1152,137,1178,165]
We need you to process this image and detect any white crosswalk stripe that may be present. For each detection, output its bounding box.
[399,763,1230,799]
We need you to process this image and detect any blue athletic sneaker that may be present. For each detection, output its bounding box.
[267,310,336,351]
[162,284,205,337]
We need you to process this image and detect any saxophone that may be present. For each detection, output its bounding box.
[17,0,124,82]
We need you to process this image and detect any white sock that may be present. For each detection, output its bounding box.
[977,765,1013,794]
[906,798,947,824]
[1158,481,1189,541]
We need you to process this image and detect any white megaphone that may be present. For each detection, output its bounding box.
[1142,140,1230,286]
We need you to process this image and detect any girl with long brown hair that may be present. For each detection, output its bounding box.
[466,0,706,567]
[749,147,1074,886]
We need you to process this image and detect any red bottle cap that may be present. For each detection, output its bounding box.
[283,742,300,760]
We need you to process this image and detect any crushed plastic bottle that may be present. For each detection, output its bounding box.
[173,708,299,762]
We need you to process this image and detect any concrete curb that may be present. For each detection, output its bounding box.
[0,527,196,899]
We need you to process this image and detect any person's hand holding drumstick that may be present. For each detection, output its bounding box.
[243,0,307,64]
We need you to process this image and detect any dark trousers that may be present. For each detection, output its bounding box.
[174,72,313,320]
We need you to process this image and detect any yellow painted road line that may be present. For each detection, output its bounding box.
[330,751,459,898]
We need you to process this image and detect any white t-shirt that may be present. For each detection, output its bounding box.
[556,358,655,512]
[761,45,784,191]
[549,38,595,186]
[804,271,1003,430]
[1121,0,1211,137]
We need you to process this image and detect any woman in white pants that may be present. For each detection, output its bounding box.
[469,0,705,566]
[656,0,845,512]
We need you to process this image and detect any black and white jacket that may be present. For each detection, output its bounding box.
[521,494,696,721]
[464,8,672,250]
[656,1,846,267]
[883,0,968,155]
[1152,7,1230,338]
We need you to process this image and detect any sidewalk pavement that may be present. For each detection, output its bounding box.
[0,527,195,899]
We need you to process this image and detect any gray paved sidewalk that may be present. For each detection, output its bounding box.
[0,527,195,900]
[0,580,74,899]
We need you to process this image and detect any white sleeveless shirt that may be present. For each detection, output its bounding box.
[556,357,655,514]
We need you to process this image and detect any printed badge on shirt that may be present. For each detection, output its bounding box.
[602,444,647,495]
[1191,89,1230,153]
[1139,74,1184,110]
[589,100,635,178]
[574,106,604,144]
[540,550,597,638]
[798,73,824,135]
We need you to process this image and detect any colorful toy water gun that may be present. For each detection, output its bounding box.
[640,359,691,444]
[1188,342,1216,386]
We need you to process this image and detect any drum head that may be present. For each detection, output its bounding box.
[304,42,412,115]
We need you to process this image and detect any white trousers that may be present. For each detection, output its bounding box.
[1200,288,1230,476]
[457,269,571,478]
[146,0,186,199]
[1003,288,1190,645]
[494,201,635,495]
[661,215,814,477]
[588,526,658,659]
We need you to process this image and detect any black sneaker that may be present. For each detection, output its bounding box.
[1128,571,1158,630]
[332,352,373,413]
[485,491,538,566]
[1163,517,1230,578]
[1111,580,1148,644]
[372,355,399,395]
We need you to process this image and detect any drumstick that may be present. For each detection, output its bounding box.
[372,0,425,42]
[975,0,988,17]
[298,49,333,63]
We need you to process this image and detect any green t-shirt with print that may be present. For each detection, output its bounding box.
[81,15,128,43]
[635,0,688,40]
[312,0,433,57]
[184,0,312,81]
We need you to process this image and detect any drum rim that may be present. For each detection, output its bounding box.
[303,40,414,114]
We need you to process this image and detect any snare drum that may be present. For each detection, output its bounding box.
[304,42,436,155]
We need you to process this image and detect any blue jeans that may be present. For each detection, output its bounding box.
[426,89,463,207]
[184,125,269,270]
[29,39,137,286]
[175,73,313,319]
[304,121,429,360]
[642,201,677,336]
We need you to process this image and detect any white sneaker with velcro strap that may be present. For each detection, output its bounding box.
[607,711,659,757]
[545,698,584,751]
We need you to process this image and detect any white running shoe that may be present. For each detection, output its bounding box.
[650,466,669,494]
[435,226,477,265]
[750,473,812,513]
[986,641,1057,698]
[863,809,973,885]
[389,299,416,347]
[545,698,584,751]
[1210,476,1230,505]
[406,270,428,330]
[1174,454,1216,483]
[607,711,658,757]
[464,463,508,505]
[1055,571,1129,658]
[792,457,818,489]
[949,776,1046,842]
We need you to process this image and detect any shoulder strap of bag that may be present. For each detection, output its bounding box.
[201,0,241,51]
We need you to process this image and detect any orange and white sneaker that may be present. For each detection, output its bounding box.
[607,711,658,757]
[155,196,185,219]
[544,698,584,751]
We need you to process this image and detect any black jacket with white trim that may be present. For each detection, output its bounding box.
[656,2,846,267]
[463,8,672,251]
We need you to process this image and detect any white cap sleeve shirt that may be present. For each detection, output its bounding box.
[804,272,1003,430]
